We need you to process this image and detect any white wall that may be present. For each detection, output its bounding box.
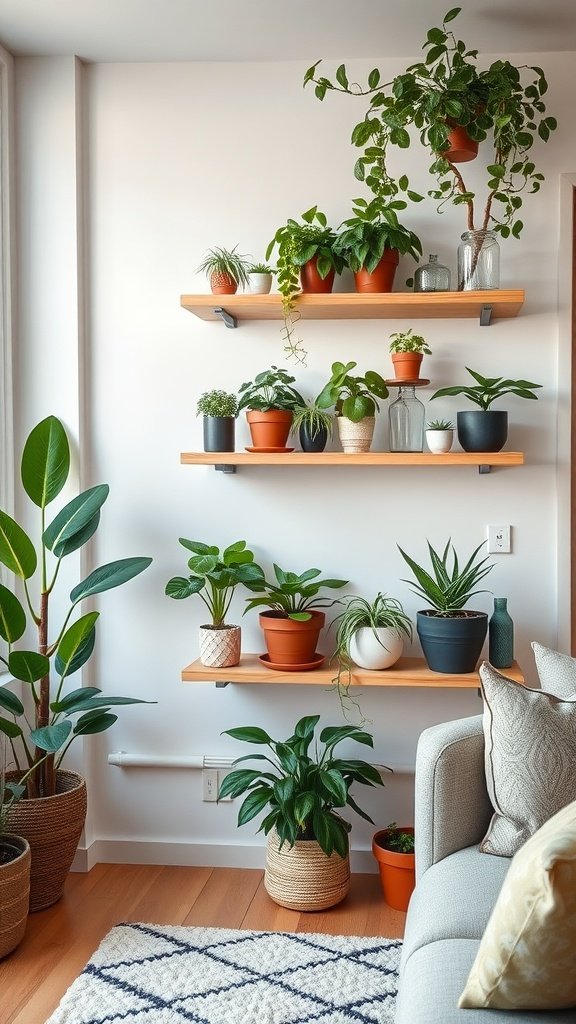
[13,50,576,869]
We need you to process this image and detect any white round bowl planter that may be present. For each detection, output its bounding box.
[425,428,454,454]
[349,626,404,670]
[247,273,273,295]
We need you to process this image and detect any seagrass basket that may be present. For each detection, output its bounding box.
[7,770,87,912]
[264,827,350,911]
[0,835,30,958]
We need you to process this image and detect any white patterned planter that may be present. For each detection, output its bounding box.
[199,625,241,668]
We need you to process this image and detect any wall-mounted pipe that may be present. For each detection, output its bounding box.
[108,751,414,774]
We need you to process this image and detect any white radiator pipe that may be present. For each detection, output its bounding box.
[108,752,414,774]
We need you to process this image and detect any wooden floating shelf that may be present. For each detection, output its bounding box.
[181,451,524,471]
[182,654,525,689]
[180,290,524,325]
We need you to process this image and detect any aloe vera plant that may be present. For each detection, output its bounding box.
[398,538,494,615]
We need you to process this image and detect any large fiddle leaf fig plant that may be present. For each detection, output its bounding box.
[0,416,152,799]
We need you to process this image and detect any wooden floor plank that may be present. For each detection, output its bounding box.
[182,867,263,928]
[123,865,214,925]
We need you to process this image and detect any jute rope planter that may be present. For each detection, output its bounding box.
[7,770,87,913]
[264,827,350,911]
[0,835,31,958]
[337,415,375,454]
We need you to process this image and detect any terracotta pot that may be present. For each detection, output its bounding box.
[300,257,335,294]
[259,610,325,666]
[337,415,375,454]
[246,410,293,449]
[372,827,415,912]
[391,352,423,382]
[354,250,399,293]
[7,769,87,912]
[265,827,350,911]
[210,272,238,295]
[0,835,30,958]
[444,124,479,164]
[199,624,241,668]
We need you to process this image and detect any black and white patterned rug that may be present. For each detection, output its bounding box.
[46,922,402,1024]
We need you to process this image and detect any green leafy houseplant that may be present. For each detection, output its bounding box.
[237,366,305,413]
[290,402,334,443]
[381,822,415,854]
[0,416,152,799]
[244,564,347,622]
[427,418,453,430]
[197,246,251,292]
[398,538,493,616]
[389,330,432,355]
[333,199,422,273]
[196,390,238,418]
[316,361,389,422]
[165,540,264,627]
[431,367,542,410]
[248,262,275,275]
[218,714,385,857]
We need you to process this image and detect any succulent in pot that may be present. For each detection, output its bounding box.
[244,563,348,669]
[290,399,334,453]
[333,199,422,293]
[218,714,386,910]
[247,262,275,295]
[389,329,432,381]
[372,822,416,911]
[425,418,455,454]
[196,389,238,453]
[165,539,264,668]
[237,366,305,450]
[398,538,494,673]
[197,246,251,295]
[316,360,389,453]
[431,367,542,452]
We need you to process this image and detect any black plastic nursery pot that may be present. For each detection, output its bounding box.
[456,410,508,453]
[417,610,488,674]
[203,415,235,452]
[299,422,328,453]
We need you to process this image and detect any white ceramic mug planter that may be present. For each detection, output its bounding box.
[425,428,454,454]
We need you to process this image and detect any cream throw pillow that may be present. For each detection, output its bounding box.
[479,662,576,856]
[459,798,576,1009]
[532,640,576,698]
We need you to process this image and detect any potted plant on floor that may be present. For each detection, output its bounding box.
[290,398,334,453]
[165,539,264,668]
[219,714,385,910]
[425,418,454,454]
[196,389,238,452]
[247,262,275,295]
[237,366,305,451]
[372,822,415,912]
[333,199,422,293]
[0,740,30,957]
[388,329,432,382]
[244,563,348,670]
[0,416,153,911]
[197,246,251,295]
[266,206,345,363]
[316,361,389,452]
[331,593,412,720]
[430,368,542,452]
[397,538,494,673]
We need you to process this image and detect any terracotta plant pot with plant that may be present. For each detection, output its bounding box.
[389,329,432,382]
[197,245,251,295]
[166,539,264,669]
[316,360,389,454]
[244,563,347,670]
[332,201,421,295]
[0,416,152,911]
[431,367,542,453]
[372,824,415,912]
[219,715,386,911]
[237,366,305,450]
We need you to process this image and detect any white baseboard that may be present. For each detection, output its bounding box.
[71,840,378,874]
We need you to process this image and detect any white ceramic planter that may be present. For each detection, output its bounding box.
[349,627,404,670]
[425,428,454,454]
[337,415,375,453]
[248,273,273,295]
[199,624,241,667]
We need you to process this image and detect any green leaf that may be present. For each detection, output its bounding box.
[237,786,273,826]
[223,726,273,745]
[70,556,152,605]
[8,650,50,683]
[50,686,101,712]
[55,625,96,678]
[427,28,447,45]
[444,7,461,22]
[73,711,118,735]
[21,415,70,509]
[294,715,320,740]
[0,511,37,580]
[368,68,380,89]
[0,584,26,643]
[276,743,299,774]
[320,725,374,749]
[30,720,72,752]
[294,791,316,826]
[335,64,349,89]
[43,485,109,553]
[165,576,204,599]
[218,769,266,799]
[54,511,101,558]
[56,612,100,678]
[63,694,149,715]
[0,717,22,739]
[319,768,348,805]
[0,686,25,716]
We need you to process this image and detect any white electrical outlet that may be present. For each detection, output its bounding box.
[486,524,511,554]
[202,768,218,802]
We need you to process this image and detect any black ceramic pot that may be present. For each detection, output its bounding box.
[299,422,328,453]
[417,610,488,674]
[203,416,235,453]
[457,410,508,453]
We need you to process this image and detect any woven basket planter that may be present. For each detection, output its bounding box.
[199,624,241,667]
[7,770,87,912]
[0,835,30,958]
[337,415,375,454]
[264,827,350,911]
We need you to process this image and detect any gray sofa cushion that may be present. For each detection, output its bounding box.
[400,846,510,967]
[395,939,576,1024]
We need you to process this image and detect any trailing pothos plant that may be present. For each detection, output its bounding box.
[0,416,153,799]
[218,714,386,857]
[304,7,556,239]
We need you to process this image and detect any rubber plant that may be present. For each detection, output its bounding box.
[0,416,152,799]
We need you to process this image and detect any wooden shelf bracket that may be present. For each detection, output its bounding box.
[213,306,237,328]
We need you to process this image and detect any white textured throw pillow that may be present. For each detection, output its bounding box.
[479,662,576,856]
[532,640,576,698]
[459,799,576,1010]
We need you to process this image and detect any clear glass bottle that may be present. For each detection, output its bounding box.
[489,597,514,669]
[414,254,451,292]
[389,386,425,452]
[457,230,500,291]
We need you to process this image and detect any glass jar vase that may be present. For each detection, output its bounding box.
[414,254,451,292]
[389,386,425,452]
[457,230,500,291]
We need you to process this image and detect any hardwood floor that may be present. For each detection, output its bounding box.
[1,863,406,1024]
